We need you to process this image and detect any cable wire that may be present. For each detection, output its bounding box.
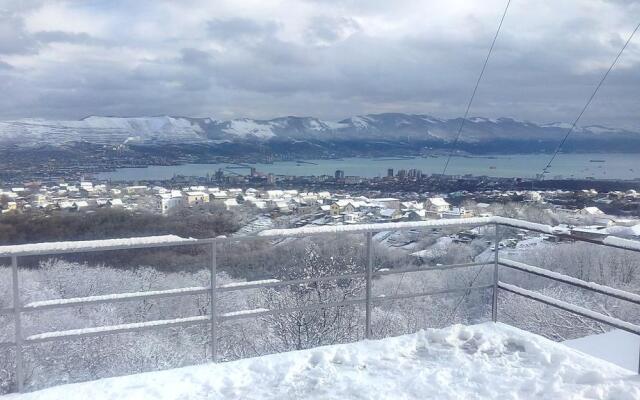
[442,0,512,175]
[539,21,640,180]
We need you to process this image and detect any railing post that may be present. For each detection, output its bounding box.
[209,240,218,362]
[11,256,24,392]
[365,232,373,339]
[492,223,500,322]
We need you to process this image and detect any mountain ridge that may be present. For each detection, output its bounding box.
[0,113,638,153]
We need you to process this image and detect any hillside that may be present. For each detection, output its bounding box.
[1,114,639,153]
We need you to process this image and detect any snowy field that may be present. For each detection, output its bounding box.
[3,323,640,400]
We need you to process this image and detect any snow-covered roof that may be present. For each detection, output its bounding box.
[427,197,450,206]
[210,191,228,198]
[581,206,605,215]
[379,208,399,217]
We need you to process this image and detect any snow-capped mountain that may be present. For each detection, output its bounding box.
[0,113,637,149]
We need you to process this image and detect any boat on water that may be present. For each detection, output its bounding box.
[589,159,606,163]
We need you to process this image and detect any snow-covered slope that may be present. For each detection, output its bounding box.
[0,113,636,148]
[0,116,207,146]
[6,323,639,399]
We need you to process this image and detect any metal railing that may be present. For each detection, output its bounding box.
[1,216,639,392]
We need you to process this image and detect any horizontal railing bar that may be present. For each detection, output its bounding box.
[219,298,366,322]
[498,282,640,336]
[217,273,366,293]
[373,283,494,302]
[25,315,211,344]
[0,237,214,258]
[374,262,490,277]
[219,279,280,289]
[23,286,212,312]
[499,259,640,305]
[219,308,269,319]
[491,216,640,253]
[256,216,640,254]
[258,217,494,238]
[572,235,640,254]
[1,217,638,258]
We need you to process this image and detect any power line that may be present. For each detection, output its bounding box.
[539,21,640,180]
[442,0,512,175]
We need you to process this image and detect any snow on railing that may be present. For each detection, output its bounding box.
[499,258,640,305]
[603,235,640,252]
[490,216,570,235]
[1,217,638,257]
[219,279,280,289]
[257,217,494,237]
[219,308,270,319]
[0,235,201,257]
[23,286,211,311]
[25,315,211,344]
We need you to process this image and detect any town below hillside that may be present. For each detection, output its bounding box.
[2,177,639,246]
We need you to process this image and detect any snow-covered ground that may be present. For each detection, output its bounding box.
[565,330,640,372]
[4,323,640,400]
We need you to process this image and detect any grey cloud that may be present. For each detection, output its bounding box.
[0,1,638,131]
[305,16,360,44]
[0,12,39,54]
[181,48,216,66]
[207,18,279,42]
[32,30,105,45]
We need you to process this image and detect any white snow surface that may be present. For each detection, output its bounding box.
[565,330,640,372]
[222,119,276,139]
[0,235,197,256]
[6,323,640,400]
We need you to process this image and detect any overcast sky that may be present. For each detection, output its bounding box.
[0,0,638,128]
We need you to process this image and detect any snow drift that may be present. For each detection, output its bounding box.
[5,323,639,400]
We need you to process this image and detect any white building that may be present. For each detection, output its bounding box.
[579,206,605,216]
[156,194,182,215]
[425,197,451,213]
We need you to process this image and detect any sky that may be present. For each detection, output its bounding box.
[0,0,639,129]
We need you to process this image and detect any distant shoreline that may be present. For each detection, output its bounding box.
[94,153,640,182]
